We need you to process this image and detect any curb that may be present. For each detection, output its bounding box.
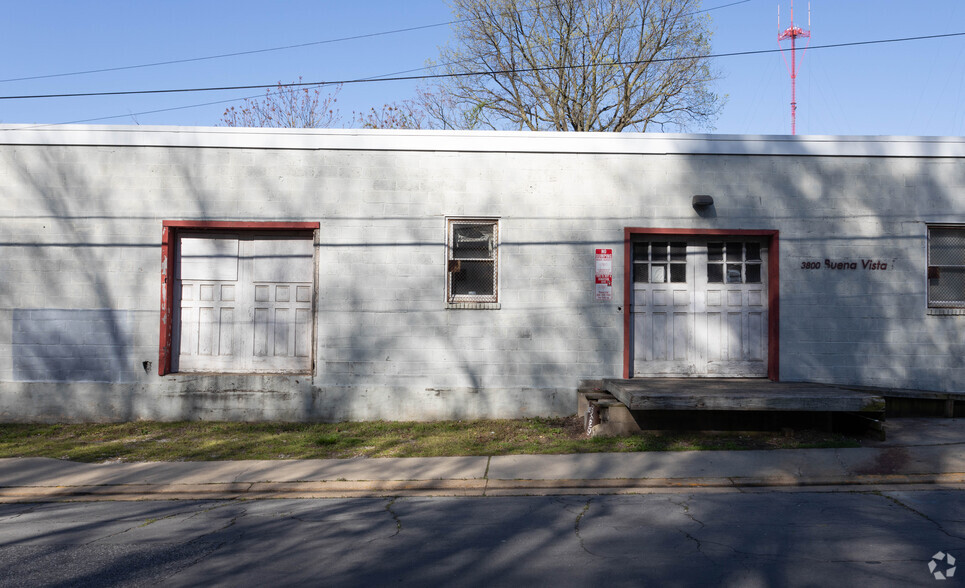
[2,473,963,501]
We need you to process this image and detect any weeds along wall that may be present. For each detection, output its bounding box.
[0,126,963,422]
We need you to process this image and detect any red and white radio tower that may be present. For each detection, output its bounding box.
[778,1,811,135]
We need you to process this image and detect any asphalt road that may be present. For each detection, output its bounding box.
[1,490,962,587]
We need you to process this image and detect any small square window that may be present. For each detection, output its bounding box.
[746,243,761,261]
[447,219,498,304]
[928,226,965,308]
[633,263,649,283]
[708,242,724,261]
[633,243,648,261]
[651,264,667,283]
[708,264,723,283]
[745,264,761,284]
[652,242,668,260]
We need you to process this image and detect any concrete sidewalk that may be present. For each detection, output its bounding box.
[1,418,963,501]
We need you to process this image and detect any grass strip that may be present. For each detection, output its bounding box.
[0,417,859,463]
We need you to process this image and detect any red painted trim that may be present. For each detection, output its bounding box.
[158,225,175,375]
[622,228,781,382]
[622,228,632,379]
[163,220,319,230]
[625,228,778,237]
[767,234,780,380]
[157,220,319,376]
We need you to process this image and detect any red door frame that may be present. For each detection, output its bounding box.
[622,228,780,381]
[158,220,320,376]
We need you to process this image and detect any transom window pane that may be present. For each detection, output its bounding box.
[746,243,761,261]
[633,243,648,261]
[708,243,723,261]
[652,242,668,260]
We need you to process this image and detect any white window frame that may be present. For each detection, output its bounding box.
[927,224,965,313]
[446,218,500,309]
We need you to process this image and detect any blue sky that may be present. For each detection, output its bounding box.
[3,0,964,135]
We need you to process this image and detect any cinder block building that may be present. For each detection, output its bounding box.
[0,125,962,422]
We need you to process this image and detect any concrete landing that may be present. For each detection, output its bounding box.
[602,379,886,412]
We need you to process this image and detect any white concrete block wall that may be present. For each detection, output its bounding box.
[0,126,963,422]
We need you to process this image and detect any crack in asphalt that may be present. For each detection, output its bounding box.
[0,504,38,522]
[82,501,238,546]
[671,496,725,572]
[183,500,242,521]
[384,497,402,538]
[670,496,706,529]
[894,441,965,448]
[679,528,704,552]
[879,493,965,542]
[833,448,851,476]
[573,498,602,557]
[153,511,248,584]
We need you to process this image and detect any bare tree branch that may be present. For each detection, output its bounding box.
[429,0,722,132]
[220,78,342,128]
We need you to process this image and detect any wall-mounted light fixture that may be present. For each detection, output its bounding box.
[692,195,714,209]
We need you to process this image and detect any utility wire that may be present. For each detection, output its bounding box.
[0,23,459,85]
[0,0,751,85]
[40,0,755,125]
[2,31,962,102]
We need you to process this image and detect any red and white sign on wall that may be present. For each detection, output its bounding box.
[595,248,612,301]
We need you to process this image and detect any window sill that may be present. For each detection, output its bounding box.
[447,302,501,310]
[927,307,965,316]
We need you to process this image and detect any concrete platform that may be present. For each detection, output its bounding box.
[602,379,886,413]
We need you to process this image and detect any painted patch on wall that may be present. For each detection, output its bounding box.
[12,309,134,382]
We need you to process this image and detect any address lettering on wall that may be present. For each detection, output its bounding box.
[800,259,894,271]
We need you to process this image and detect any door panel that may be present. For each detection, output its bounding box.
[174,234,314,373]
[632,238,768,377]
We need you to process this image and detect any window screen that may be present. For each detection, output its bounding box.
[928,226,965,307]
[447,219,498,303]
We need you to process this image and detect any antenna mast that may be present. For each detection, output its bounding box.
[778,1,811,134]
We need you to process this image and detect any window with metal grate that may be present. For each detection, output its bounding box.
[447,219,498,305]
[928,225,965,308]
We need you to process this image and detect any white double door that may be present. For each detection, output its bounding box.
[631,238,768,377]
[174,234,314,373]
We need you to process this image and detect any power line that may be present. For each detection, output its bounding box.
[0,0,751,85]
[37,0,756,126]
[2,31,962,102]
[0,24,459,85]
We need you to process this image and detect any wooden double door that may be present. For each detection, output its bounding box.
[631,238,768,377]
